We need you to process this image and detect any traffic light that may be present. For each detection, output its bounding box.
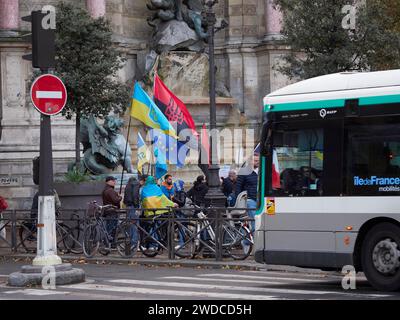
[22,10,55,69]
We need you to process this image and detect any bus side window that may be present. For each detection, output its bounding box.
[347,121,400,196]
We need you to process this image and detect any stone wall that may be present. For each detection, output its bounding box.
[0,0,293,209]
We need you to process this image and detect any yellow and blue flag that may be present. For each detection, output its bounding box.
[141,176,174,216]
[137,132,150,174]
[130,83,177,138]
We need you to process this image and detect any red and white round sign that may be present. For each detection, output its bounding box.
[30,74,67,116]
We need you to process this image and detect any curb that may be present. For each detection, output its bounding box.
[0,253,339,275]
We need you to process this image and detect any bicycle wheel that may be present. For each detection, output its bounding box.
[139,221,162,257]
[225,224,253,260]
[82,223,100,258]
[19,222,37,253]
[64,214,84,254]
[115,221,138,258]
[174,222,196,258]
[56,223,72,254]
[65,222,84,254]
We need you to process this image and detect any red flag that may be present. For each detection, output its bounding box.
[154,74,198,140]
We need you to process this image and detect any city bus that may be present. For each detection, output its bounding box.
[254,69,400,291]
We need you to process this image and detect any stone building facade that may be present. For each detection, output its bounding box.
[0,0,292,209]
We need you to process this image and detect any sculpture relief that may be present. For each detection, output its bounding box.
[147,0,207,53]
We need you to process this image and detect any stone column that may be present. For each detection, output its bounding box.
[86,0,106,19]
[264,0,283,41]
[0,0,19,36]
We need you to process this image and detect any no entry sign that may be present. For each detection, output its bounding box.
[30,74,67,116]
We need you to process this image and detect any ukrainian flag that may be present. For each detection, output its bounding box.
[131,83,177,138]
[137,132,150,174]
[141,177,175,217]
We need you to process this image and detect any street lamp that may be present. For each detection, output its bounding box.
[202,0,227,261]
[203,0,226,208]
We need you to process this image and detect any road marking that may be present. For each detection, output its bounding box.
[199,273,324,282]
[241,270,365,280]
[162,277,391,298]
[3,289,69,296]
[238,270,333,278]
[64,283,280,300]
[107,279,341,296]
[36,91,62,99]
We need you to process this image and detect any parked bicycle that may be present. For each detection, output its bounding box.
[82,201,137,258]
[181,201,254,260]
[138,209,195,259]
[19,210,84,254]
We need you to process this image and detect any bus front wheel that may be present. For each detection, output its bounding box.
[361,222,400,292]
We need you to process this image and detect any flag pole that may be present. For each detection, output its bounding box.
[119,115,132,194]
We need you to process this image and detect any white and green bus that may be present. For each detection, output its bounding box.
[254,69,400,291]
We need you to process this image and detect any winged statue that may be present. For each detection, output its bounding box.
[80,115,134,175]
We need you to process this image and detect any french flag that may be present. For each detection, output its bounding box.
[272,149,281,189]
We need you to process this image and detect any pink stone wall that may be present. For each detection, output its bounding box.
[265,0,282,35]
[0,0,19,30]
[86,0,106,19]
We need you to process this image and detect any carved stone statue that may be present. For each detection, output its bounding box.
[147,0,207,41]
[80,115,134,175]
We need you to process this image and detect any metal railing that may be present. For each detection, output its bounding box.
[0,206,255,262]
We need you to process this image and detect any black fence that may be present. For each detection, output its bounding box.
[0,206,255,262]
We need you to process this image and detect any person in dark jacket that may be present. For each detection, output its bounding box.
[173,180,186,208]
[123,176,144,247]
[235,154,259,233]
[102,176,122,240]
[222,170,237,206]
[187,175,208,207]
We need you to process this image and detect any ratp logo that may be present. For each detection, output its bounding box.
[319,109,327,118]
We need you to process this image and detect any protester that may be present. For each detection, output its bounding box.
[235,153,259,233]
[187,175,208,207]
[140,176,177,217]
[222,169,237,206]
[102,176,122,241]
[140,176,178,251]
[161,174,175,200]
[123,176,143,247]
[173,179,186,207]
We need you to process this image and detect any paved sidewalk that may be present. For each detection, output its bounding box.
[0,252,339,276]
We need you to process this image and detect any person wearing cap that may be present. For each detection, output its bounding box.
[102,176,122,241]
[235,153,259,234]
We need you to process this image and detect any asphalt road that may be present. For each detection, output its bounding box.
[0,261,399,300]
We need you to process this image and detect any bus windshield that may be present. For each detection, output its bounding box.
[272,126,324,197]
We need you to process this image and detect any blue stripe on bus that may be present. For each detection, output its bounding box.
[264,99,345,112]
[264,94,400,113]
[256,156,266,216]
[359,94,400,106]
